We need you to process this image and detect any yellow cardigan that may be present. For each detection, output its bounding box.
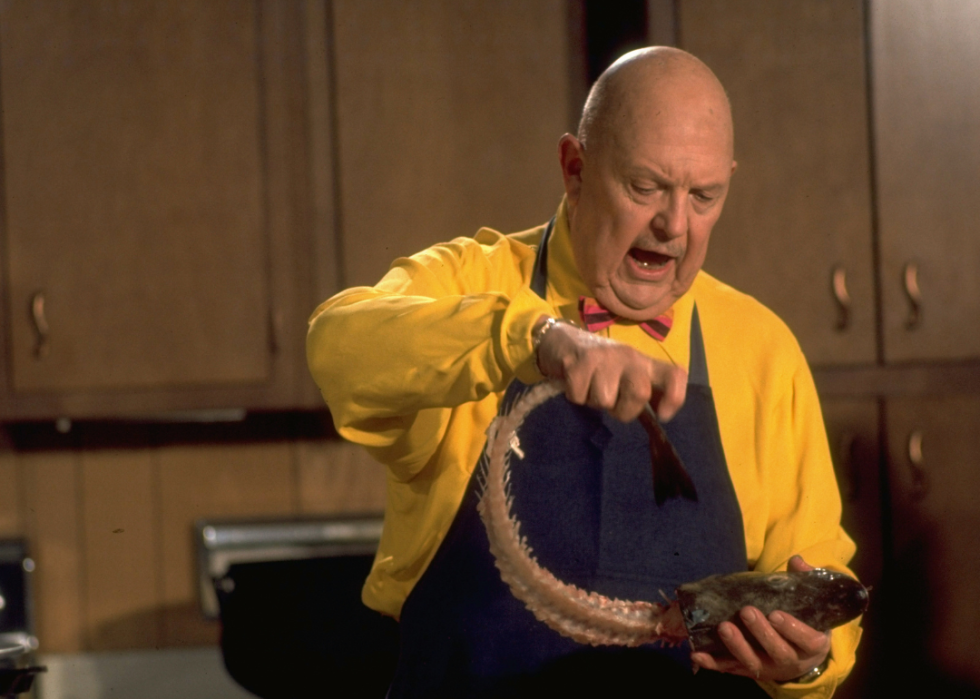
[307,202,861,699]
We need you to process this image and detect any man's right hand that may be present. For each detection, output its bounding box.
[534,316,687,423]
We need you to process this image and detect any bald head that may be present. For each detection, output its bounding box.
[578,47,733,162]
[558,46,737,320]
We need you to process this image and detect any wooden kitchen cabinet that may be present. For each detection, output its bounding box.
[820,398,883,699]
[0,0,322,418]
[0,0,578,420]
[331,0,572,289]
[2,1,266,394]
[679,0,980,368]
[679,0,877,367]
[870,0,980,363]
[884,396,980,693]
[821,399,883,589]
[670,4,980,695]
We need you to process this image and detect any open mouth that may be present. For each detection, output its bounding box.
[629,247,673,270]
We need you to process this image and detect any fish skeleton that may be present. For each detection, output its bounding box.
[477,381,868,650]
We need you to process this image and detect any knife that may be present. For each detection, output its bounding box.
[637,402,698,506]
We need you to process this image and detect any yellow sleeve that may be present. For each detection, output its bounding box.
[306,228,554,480]
[753,342,861,699]
[698,274,862,699]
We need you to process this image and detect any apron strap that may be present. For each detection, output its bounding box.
[688,306,710,388]
[530,216,554,299]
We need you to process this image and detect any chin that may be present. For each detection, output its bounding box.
[600,288,673,320]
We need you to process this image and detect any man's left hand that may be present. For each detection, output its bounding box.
[690,556,831,683]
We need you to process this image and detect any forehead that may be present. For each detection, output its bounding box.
[606,77,732,168]
[607,119,732,189]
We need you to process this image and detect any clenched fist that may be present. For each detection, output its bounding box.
[533,316,687,423]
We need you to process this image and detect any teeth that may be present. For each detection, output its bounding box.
[634,258,667,269]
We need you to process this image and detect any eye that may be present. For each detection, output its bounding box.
[630,180,659,196]
[692,190,715,204]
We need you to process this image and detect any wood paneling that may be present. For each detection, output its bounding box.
[258,0,322,409]
[871,0,980,362]
[157,443,296,646]
[333,0,570,288]
[304,0,342,306]
[0,449,22,537]
[5,434,387,653]
[20,452,85,653]
[680,0,877,366]
[296,440,386,514]
[80,450,159,650]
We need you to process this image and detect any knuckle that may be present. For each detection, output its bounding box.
[619,377,644,404]
[595,385,617,409]
[804,635,831,656]
[767,646,795,666]
[564,377,588,404]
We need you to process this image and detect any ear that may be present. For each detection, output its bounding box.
[558,133,586,206]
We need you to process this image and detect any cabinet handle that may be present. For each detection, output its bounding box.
[907,429,929,501]
[30,291,50,359]
[831,265,850,331]
[903,261,922,330]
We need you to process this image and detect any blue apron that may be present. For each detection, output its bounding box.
[388,222,769,698]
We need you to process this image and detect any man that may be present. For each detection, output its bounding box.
[308,47,860,697]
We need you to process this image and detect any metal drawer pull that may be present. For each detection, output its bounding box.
[907,429,928,501]
[831,265,850,331]
[30,291,49,359]
[903,261,922,330]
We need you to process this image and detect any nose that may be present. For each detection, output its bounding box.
[651,189,687,240]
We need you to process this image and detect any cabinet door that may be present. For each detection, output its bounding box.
[332,0,571,288]
[679,0,876,366]
[0,1,325,418]
[871,1,980,362]
[820,398,882,699]
[886,396,980,692]
[1,1,271,393]
[821,399,882,587]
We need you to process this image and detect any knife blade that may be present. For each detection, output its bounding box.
[637,402,698,506]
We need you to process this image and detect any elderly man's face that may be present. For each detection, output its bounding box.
[561,97,735,320]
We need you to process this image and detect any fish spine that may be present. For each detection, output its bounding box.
[476,381,683,647]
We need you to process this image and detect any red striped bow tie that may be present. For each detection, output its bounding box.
[578,296,674,341]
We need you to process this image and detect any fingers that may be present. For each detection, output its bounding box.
[537,322,686,422]
[653,363,687,421]
[694,608,831,683]
[737,608,802,675]
[767,610,832,659]
[689,620,771,679]
[787,555,814,573]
